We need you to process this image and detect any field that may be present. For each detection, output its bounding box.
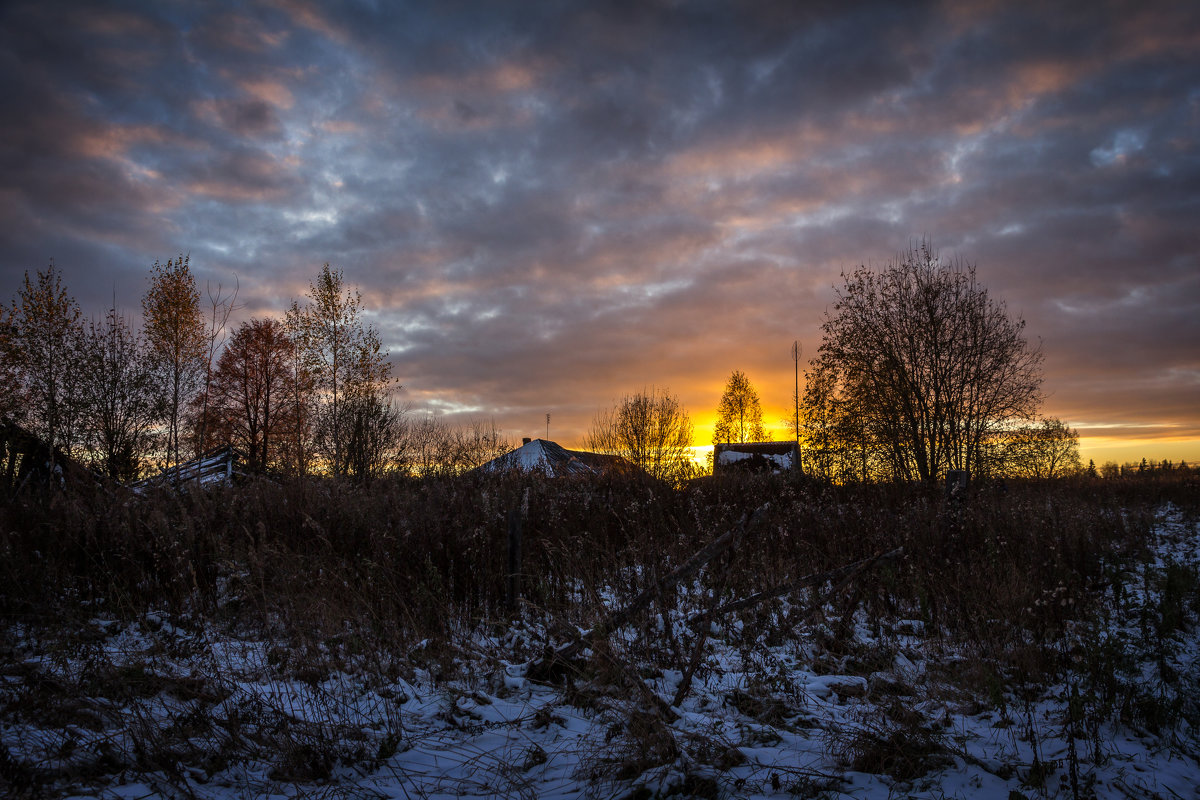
[2,471,1198,799]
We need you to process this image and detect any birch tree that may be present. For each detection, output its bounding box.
[142,255,206,469]
[286,264,394,477]
[194,277,238,459]
[713,370,766,445]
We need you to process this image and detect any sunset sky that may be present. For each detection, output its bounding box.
[1,1,1197,466]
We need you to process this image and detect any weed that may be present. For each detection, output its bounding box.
[1,468,1195,796]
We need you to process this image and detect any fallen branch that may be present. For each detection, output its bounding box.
[527,503,769,681]
[688,546,904,627]
[671,565,729,708]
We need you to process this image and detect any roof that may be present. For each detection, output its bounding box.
[714,441,798,455]
[131,445,245,491]
[477,438,631,477]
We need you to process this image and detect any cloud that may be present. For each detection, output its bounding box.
[0,0,1197,457]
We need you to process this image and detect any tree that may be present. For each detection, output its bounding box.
[805,241,1044,482]
[78,306,159,480]
[286,265,395,476]
[451,419,512,472]
[8,265,85,454]
[992,417,1082,479]
[799,362,881,483]
[396,417,511,477]
[193,276,239,459]
[713,370,766,445]
[399,416,457,478]
[142,255,206,469]
[0,305,26,423]
[202,318,296,474]
[586,387,695,484]
[342,392,405,480]
[277,338,316,476]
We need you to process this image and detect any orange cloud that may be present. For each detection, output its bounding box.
[239,78,296,110]
[268,0,350,45]
[319,119,361,135]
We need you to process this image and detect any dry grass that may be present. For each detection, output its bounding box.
[1,469,1196,796]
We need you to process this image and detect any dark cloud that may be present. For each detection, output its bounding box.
[1,0,1197,459]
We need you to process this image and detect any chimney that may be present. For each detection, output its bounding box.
[522,437,532,445]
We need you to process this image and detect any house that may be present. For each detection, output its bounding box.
[476,438,632,477]
[713,441,798,474]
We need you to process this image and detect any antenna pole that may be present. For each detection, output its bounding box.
[791,340,803,473]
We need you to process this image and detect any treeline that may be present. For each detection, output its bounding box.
[1092,457,1197,479]
[0,260,509,481]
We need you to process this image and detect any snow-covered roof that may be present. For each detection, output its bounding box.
[713,441,797,473]
[477,438,625,477]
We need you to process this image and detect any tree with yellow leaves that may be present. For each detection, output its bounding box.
[7,264,85,454]
[713,370,766,445]
[286,264,396,477]
[142,255,205,469]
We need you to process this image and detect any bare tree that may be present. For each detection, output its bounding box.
[398,416,455,478]
[78,306,158,480]
[393,417,509,477]
[453,418,512,471]
[586,388,695,484]
[713,370,766,445]
[806,240,1044,482]
[193,276,239,458]
[343,391,405,480]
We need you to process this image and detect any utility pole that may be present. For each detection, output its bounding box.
[545,413,550,440]
[791,340,803,473]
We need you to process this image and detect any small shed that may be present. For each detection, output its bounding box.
[713,441,798,474]
[131,446,245,492]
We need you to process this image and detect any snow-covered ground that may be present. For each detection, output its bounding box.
[3,508,1198,799]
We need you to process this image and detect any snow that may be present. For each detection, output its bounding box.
[3,508,1198,798]
[480,439,596,477]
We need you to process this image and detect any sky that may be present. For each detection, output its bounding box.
[1,0,1198,466]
